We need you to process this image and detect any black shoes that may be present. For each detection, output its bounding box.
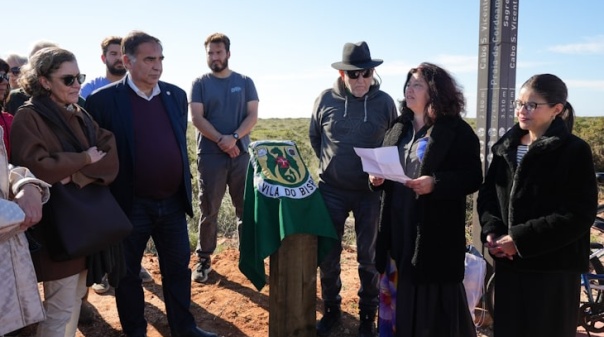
[174,326,218,337]
[316,305,342,336]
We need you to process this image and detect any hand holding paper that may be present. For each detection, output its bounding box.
[354,146,411,184]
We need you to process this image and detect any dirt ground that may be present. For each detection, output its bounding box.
[16,240,603,337]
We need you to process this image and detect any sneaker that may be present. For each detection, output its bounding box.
[316,306,341,336]
[91,274,110,294]
[358,310,377,337]
[140,266,153,283]
[192,257,212,283]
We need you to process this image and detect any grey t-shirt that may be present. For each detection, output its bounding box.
[189,71,259,154]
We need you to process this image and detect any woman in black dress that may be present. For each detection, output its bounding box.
[372,62,482,337]
[477,74,597,337]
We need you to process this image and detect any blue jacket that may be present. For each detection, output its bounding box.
[84,76,193,216]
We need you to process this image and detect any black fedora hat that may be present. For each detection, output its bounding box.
[331,41,383,71]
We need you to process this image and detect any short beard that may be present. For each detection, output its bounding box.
[209,59,228,73]
[107,63,127,76]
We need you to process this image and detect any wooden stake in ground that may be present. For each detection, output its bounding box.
[269,234,317,337]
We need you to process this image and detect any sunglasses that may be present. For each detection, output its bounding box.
[346,69,373,79]
[10,67,20,75]
[58,73,86,86]
[0,73,9,82]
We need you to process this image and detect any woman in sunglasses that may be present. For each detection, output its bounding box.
[371,62,482,336]
[9,47,120,337]
[477,74,597,337]
[6,53,27,90]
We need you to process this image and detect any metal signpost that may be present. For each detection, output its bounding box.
[472,0,519,258]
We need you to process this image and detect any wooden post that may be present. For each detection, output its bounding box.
[269,234,317,337]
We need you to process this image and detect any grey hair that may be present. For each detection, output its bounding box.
[5,54,28,67]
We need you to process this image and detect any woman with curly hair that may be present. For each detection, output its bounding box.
[372,62,482,336]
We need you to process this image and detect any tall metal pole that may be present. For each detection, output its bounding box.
[472,0,519,260]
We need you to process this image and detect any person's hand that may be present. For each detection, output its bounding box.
[14,184,43,230]
[86,146,107,164]
[225,145,240,158]
[495,234,517,259]
[217,135,241,158]
[486,233,515,260]
[369,175,384,186]
[405,175,435,196]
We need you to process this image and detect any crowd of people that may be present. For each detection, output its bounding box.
[0,32,598,337]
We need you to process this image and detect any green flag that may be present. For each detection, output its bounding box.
[238,140,338,291]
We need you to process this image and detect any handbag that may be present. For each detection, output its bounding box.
[33,103,132,261]
[43,182,132,261]
[0,198,25,243]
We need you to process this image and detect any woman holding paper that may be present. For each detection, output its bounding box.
[371,62,482,337]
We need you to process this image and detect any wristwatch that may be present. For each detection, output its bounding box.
[232,132,240,140]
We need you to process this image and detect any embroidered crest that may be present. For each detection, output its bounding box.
[250,140,317,199]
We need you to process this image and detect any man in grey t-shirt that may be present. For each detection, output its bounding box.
[189,33,259,283]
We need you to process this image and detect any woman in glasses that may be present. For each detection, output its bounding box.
[371,62,482,336]
[477,74,597,337]
[9,47,120,337]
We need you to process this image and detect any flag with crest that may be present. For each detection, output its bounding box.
[239,140,338,290]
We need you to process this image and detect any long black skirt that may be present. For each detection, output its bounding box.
[379,259,477,337]
[494,265,580,337]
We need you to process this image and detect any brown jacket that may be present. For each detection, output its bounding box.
[10,97,119,281]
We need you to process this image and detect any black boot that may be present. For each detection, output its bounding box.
[316,305,341,337]
[358,310,376,337]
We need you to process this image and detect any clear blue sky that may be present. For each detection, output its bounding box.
[4,0,604,118]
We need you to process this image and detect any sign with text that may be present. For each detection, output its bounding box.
[476,0,519,171]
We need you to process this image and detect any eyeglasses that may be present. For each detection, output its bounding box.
[0,73,8,82]
[58,74,86,86]
[10,67,20,75]
[346,69,373,79]
[514,100,553,112]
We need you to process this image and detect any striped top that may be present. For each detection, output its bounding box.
[517,144,529,165]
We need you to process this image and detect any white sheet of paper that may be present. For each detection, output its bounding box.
[353,146,411,184]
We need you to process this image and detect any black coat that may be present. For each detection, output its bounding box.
[477,117,597,272]
[376,114,483,283]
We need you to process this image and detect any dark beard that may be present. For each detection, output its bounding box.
[107,64,127,76]
[209,59,228,73]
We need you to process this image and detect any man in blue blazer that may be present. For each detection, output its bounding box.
[85,30,217,337]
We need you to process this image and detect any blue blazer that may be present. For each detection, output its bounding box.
[84,76,193,216]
